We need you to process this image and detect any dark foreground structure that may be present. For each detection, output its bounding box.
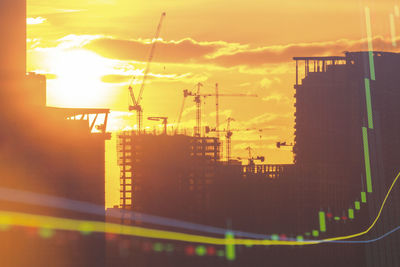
[292,52,400,267]
[0,1,110,266]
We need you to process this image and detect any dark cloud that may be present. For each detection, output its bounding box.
[84,36,399,68]
[85,38,223,63]
[212,36,398,67]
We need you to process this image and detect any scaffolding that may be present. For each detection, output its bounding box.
[241,164,293,179]
[293,56,346,87]
[117,132,219,221]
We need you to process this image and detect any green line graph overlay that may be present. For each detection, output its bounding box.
[364,78,374,129]
[361,192,367,203]
[225,231,235,261]
[362,127,373,193]
[319,211,326,232]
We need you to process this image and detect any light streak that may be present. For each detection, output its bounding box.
[362,127,373,193]
[0,171,398,247]
[390,13,397,47]
[365,7,376,80]
[319,211,326,232]
[364,79,374,129]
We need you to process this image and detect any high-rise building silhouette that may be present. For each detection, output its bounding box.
[293,52,400,267]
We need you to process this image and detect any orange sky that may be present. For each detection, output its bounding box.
[27,0,400,207]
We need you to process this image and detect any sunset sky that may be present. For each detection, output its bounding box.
[27,0,400,207]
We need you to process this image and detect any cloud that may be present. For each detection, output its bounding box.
[239,82,251,87]
[83,35,399,69]
[260,77,281,89]
[27,38,43,50]
[181,105,197,117]
[210,36,399,67]
[57,34,103,49]
[208,109,233,118]
[34,34,400,79]
[85,37,227,63]
[108,111,136,131]
[29,70,58,80]
[27,17,47,25]
[262,93,290,104]
[260,78,273,89]
[101,75,130,84]
[101,72,205,85]
[243,112,292,128]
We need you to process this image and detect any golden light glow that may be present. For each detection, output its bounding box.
[26,1,397,207]
[47,49,113,107]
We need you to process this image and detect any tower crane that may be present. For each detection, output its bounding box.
[215,83,220,139]
[194,82,203,137]
[180,83,257,137]
[276,141,293,148]
[174,91,188,134]
[175,83,202,136]
[214,83,258,141]
[147,116,168,134]
[128,12,166,133]
[206,126,271,162]
[205,117,234,161]
[244,146,265,165]
[225,117,234,162]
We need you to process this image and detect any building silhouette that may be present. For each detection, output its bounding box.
[111,52,400,267]
[293,52,400,267]
[0,1,110,266]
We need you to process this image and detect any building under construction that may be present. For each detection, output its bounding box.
[112,51,400,267]
[118,132,219,223]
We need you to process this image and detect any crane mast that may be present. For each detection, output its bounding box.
[195,82,203,137]
[226,117,234,162]
[174,93,187,134]
[182,84,257,138]
[215,83,220,140]
[148,116,168,134]
[128,12,166,133]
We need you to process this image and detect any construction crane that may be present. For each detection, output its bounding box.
[225,117,234,162]
[128,12,166,133]
[276,141,293,148]
[205,117,234,161]
[206,120,267,162]
[147,116,168,134]
[215,83,220,139]
[175,83,201,135]
[244,146,265,165]
[194,83,203,137]
[214,83,258,140]
[232,146,265,166]
[174,92,188,134]
[181,83,257,137]
[206,125,272,162]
